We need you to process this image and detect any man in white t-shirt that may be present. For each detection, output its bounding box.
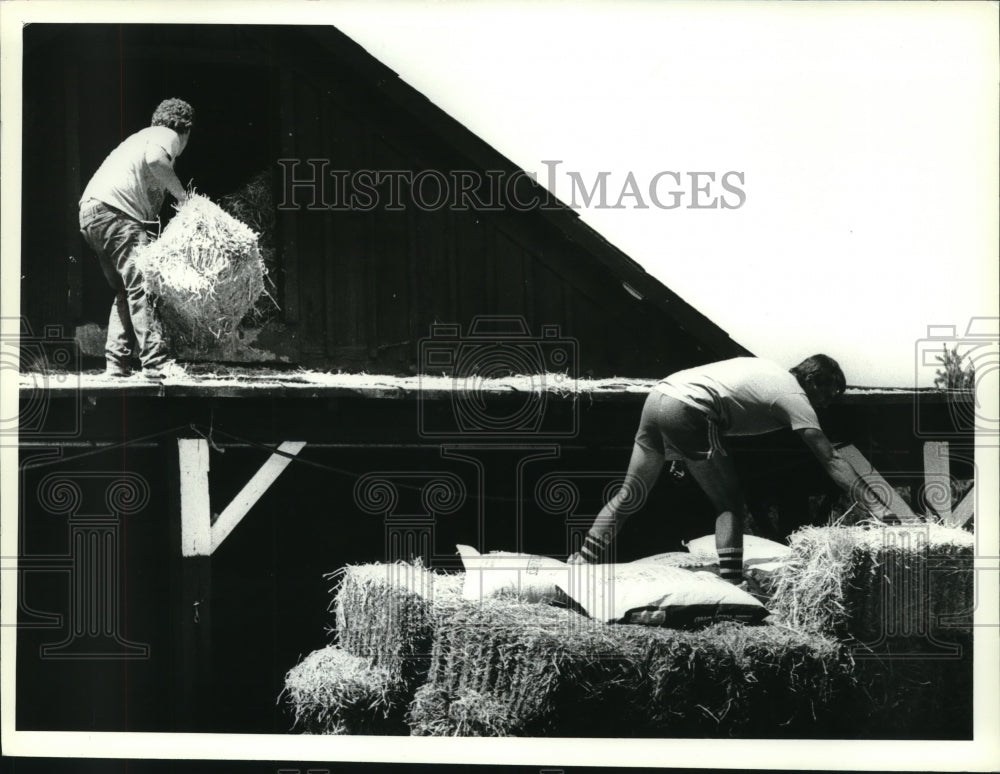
[78,98,194,379]
[567,355,895,585]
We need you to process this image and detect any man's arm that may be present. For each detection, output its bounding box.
[145,144,187,203]
[796,427,894,519]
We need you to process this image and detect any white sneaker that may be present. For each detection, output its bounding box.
[142,360,186,380]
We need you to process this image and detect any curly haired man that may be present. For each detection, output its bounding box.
[568,355,895,585]
[78,98,194,379]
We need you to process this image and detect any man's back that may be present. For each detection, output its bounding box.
[81,125,182,222]
[657,357,821,436]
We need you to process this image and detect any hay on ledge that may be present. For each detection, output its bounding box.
[282,645,406,735]
[133,194,266,349]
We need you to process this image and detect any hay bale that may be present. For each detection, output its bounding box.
[282,645,406,734]
[219,170,279,325]
[332,562,463,691]
[407,594,854,737]
[768,523,975,739]
[133,194,266,349]
[769,524,974,644]
[409,685,517,737]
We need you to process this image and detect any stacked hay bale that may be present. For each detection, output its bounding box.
[133,194,267,351]
[769,524,975,738]
[282,562,463,734]
[282,646,403,735]
[284,522,974,737]
[407,597,854,738]
[284,560,853,737]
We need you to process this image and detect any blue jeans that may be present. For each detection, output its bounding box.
[79,200,169,369]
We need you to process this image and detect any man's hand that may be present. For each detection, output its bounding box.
[566,551,588,565]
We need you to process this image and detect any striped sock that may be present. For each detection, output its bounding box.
[579,533,608,564]
[718,546,743,584]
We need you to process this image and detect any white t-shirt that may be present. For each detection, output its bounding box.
[655,357,821,436]
[81,126,183,222]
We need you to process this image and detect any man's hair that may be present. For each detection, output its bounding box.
[790,354,846,394]
[151,98,195,133]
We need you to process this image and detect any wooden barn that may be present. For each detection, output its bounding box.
[13,24,975,737]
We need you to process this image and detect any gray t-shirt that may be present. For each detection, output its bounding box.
[81,126,182,222]
[655,357,821,436]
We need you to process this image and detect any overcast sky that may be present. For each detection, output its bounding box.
[328,1,998,387]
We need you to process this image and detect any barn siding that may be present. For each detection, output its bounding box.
[22,24,746,376]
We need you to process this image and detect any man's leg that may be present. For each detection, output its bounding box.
[576,441,664,563]
[81,207,135,373]
[108,225,170,369]
[104,293,134,372]
[686,452,747,583]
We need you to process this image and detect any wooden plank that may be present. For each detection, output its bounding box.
[946,486,974,528]
[210,441,306,552]
[407,198,421,353]
[64,62,82,323]
[278,70,299,325]
[322,94,338,355]
[178,439,212,558]
[295,79,326,359]
[923,441,952,522]
[838,444,919,523]
[171,438,213,730]
[370,138,411,359]
[494,229,525,315]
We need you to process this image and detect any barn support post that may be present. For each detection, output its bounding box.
[173,437,213,729]
[923,441,952,522]
[838,444,919,523]
[171,437,306,729]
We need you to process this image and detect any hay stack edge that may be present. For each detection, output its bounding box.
[133,193,267,351]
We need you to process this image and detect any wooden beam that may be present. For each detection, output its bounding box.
[923,441,952,522]
[178,438,212,557]
[946,486,975,528]
[171,438,212,729]
[65,62,82,323]
[210,441,306,553]
[278,70,300,325]
[838,444,920,523]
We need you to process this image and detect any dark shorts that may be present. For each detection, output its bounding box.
[634,390,725,461]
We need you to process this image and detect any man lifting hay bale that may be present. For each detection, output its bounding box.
[131,193,266,352]
[78,98,194,379]
[568,355,896,587]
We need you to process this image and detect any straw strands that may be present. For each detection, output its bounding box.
[332,562,464,691]
[766,523,975,739]
[133,194,267,348]
[284,522,974,737]
[281,645,407,735]
[407,596,853,737]
[768,524,974,643]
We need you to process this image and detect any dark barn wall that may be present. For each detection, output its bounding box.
[22,25,279,335]
[22,24,739,378]
[15,390,973,733]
